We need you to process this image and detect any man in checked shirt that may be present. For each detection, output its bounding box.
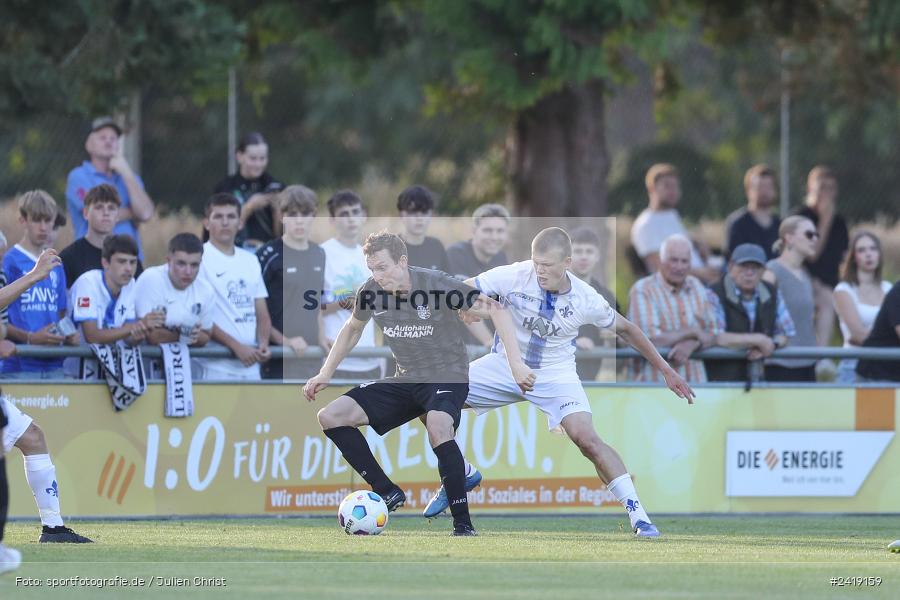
[627,234,721,382]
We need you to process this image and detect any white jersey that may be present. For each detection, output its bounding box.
[321,238,379,373]
[198,241,268,346]
[631,208,704,269]
[196,242,268,380]
[69,269,138,330]
[134,264,215,332]
[474,260,615,370]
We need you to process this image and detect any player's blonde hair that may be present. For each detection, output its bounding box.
[532,227,572,259]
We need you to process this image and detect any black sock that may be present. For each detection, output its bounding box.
[324,426,395,496]
[0,457,8,542]
[433,440,472,528]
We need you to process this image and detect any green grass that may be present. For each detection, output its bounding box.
[2,516,899,599]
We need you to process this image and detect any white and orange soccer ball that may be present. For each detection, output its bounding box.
[337,490,389,535]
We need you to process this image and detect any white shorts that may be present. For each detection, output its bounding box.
[1,396,33,453]
[466,352,591,430]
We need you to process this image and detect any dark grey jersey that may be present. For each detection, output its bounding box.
[352,267,480,381]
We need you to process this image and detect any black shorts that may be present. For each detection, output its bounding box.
[344,380,469,436]
[0,398,7,429]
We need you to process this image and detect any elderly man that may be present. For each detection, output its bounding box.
[704,243,795,382]
[627,234,720,382]
[65,117,155,259]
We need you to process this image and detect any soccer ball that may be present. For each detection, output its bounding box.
[338,490,389,535]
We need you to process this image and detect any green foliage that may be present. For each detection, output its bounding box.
[420,0,658,115]
[0,0,243,118]
[625,0,900,222]
[4,0,900,223]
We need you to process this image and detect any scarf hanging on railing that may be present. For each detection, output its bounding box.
[84,342,146,411]
[161,341,193,417]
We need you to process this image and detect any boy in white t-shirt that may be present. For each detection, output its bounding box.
[134,233,215,348]
[196,193,271,380]
[630,163,719,283]
[70,235,159,345]
[320,190,382,379]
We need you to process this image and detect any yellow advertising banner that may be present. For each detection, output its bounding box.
[3,384,897,517]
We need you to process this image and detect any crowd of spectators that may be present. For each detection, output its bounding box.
[1,119,898,385]
[628,163,899,384]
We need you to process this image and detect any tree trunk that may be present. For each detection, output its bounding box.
[507,80,608,217]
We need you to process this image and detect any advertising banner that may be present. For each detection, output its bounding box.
[2,384,897,517]
[725,431,894,496]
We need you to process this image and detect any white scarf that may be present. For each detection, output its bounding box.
[161,342,194,417]
[84,342,146,411]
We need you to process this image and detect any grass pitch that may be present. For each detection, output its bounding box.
[2,515,898,599]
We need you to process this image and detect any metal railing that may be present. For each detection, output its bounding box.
[8,344,900,361]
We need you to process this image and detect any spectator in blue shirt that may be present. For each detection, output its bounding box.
[65,117,155,259]
[2,191,78,378]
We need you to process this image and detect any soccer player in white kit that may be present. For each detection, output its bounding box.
[425,227,695,538]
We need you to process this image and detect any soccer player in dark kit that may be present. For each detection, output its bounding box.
[304,231,533,536]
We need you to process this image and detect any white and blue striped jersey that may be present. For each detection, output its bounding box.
[69,269,138,330]
[474,261,615,370]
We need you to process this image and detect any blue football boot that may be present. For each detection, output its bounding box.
[633,520,660,538]
[423,469,483,518]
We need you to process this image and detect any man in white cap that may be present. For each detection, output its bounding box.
[65,116,155,259]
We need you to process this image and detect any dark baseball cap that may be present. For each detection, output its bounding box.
[88,116,122,136]
[731,243,767,266]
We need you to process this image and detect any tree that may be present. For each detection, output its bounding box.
[683,0,900,221]
[0,0,243,118]
[419,1,666,217]
[243,1,666,217]
[0,0,243,203]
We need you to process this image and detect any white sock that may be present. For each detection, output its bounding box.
[24,454,64,528]
[607,473,650,528]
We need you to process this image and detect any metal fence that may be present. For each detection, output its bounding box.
[4,345,897,388]
[8,344,900,361]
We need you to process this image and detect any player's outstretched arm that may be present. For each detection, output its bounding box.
[0,249,61,311]
[614,312,696,404]
[303,315,366,402]
[479,296,536,393]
